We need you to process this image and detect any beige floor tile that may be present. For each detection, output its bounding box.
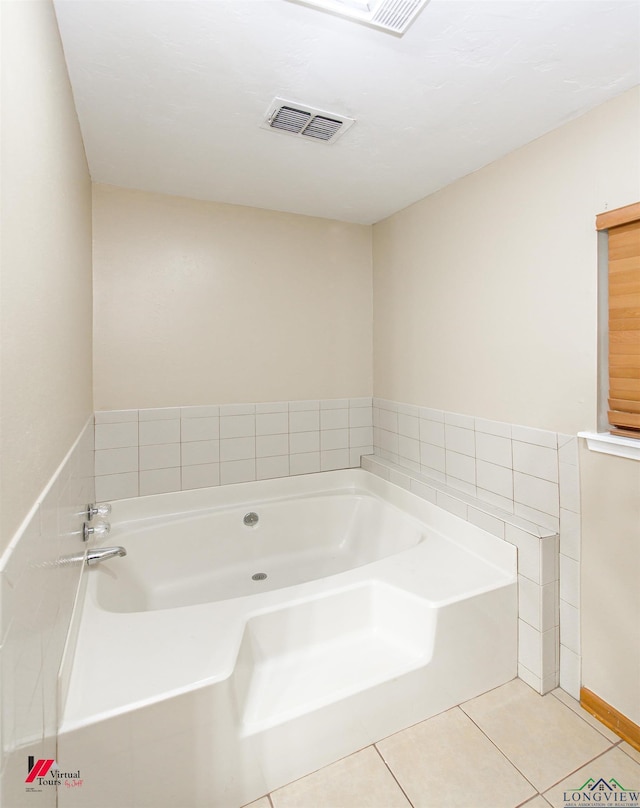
[520,797,552,807]
[269,746,411,808]
[621,742,640,765]
[376,706,536,808]
[544,747,640,807]
[551,688,621,743]
[242,798,271,808]
[461,679,613,791]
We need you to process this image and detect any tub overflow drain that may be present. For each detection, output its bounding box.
[244,512,259,527]
[252,572,267,581]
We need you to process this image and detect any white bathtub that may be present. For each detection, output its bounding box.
[59,469,517,808]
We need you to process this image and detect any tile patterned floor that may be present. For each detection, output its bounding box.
[242,679,640,808]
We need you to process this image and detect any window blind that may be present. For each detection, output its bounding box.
[596,203,640,434]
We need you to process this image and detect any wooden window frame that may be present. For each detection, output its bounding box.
[596,202,640,436]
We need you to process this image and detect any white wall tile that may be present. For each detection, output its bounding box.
[397,414,419,439]
[560,508,581,561]
[444,425,475,456]
[290,452,320,475]
[467,507,505,539]
[95,472,138,501]
[220,414,255,439]
[514,472,559,517]
[377,408,398,433]
[257,455,290,480]
[350,426,373,447]
[219,403,255,416]
[518,619,542,677]
[320,409,349,430]
[256,412,288,436]
[256,434,289,458]
[446,450,475,484]
[560,601,580,655]
[476,459,513,499]
[541,581,558,631]
[420,443,446,473]
[560,555,580,608]
[182,463,220,490]
[349,397,372,408]
[321,398,350,409]
[513,441,559,483]
[289,410,320,432]
[95,409,138,424]
[255,401,288,413]
[419,418,445,447]
[559,462,580,513]
[514,503,559,533]
[410,479,437,504]
[559,646,581,700]
[474,418,512,438]
[558,436,578,465]
[139,407,180,421]
[139,443,181,471]
[511,425,557,449]
[289,431,320,454]
[139,419,180,446]
[321,429,349,451]
[475,432,512,468]
[321,448,350,471]
[350,447,372,467]
[446,477,476,496]
[288,399,319,412]
[396,402,420,416]
[220,437,255,462]
[139,467,181,496]
[378,429,399,454]
[541,535,559,585]
[181,417,219,442]
[181,440,220,466]
[476,486,514,513]
[220,459,256,484]
[419,407,444,422]
[505,525,541,584]
[349,407,372,428]
[518,575,541,630]
[436,492,467,519]
[95,447,138,476]
[444,411,474,429]
[398,435,420,463]
[518,663,541,694]
[95,422,138,450]
[180,405,219,418]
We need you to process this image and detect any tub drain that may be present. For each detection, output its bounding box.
[252,572,267,581]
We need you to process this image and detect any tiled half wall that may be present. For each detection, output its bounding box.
[93,398,374,500]
[369,398,581,699]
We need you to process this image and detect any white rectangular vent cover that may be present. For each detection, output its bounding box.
[286,0,430,35]
[262,99,355,144]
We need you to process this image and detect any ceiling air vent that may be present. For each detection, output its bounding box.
[286,0,430,35]
[262,99,355,144]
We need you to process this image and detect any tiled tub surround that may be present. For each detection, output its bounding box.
[368,398,582,699]
[0,420,95,808]
[93,398,373,500]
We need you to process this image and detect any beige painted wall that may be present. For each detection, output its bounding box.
[373,87,640,723]
[0,0,93,552]
[580,447,640,723]
[373,87,640,436]
[92,185,373,410]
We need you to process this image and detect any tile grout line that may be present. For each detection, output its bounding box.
[457,705,542,798]
[550,689,623,745]
[539,743,625,797]
[372,743,417,808]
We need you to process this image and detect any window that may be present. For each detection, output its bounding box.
[596,202,640,435]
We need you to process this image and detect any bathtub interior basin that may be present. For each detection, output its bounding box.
[95,490,425,612]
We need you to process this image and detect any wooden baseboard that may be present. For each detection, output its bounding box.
[581,687,640,751]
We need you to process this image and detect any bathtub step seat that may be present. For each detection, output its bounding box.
[233,581,434,734]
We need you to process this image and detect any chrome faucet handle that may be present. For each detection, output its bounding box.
[83,519,111,542]
[87,502,112,520]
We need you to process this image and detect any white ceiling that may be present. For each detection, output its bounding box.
[53,0,640,224]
